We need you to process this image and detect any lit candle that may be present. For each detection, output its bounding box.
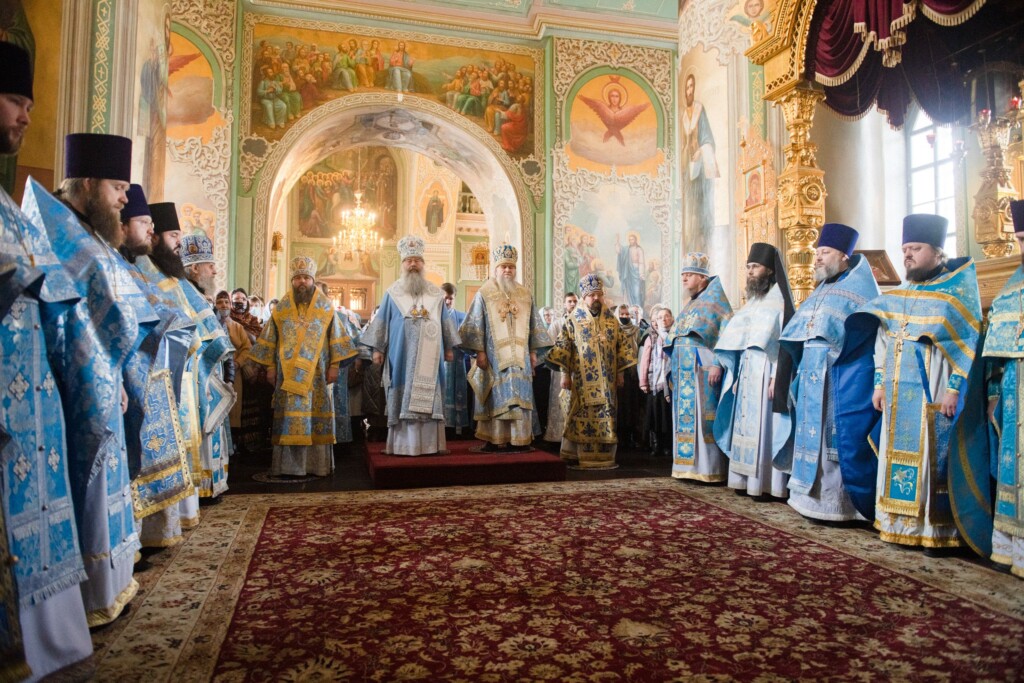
[1010,97,1022,111]
[979,108,991,125]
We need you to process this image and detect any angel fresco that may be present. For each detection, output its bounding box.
[568,74,658,169]
[578,76,649,146]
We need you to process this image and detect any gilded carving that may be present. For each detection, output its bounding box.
[775,85,826,305]
[970,110,1021,259]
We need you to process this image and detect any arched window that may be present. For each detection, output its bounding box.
[906,108,957,255]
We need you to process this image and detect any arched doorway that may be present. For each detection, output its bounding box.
[248,94,535,297]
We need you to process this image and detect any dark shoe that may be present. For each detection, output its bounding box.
[481,442,502,453]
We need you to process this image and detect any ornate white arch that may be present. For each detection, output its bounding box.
[247,94,537,295]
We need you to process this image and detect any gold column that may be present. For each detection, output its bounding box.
[776,85,827,305]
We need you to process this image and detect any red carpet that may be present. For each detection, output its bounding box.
[211,484,1024,681]
[365,438,566,488]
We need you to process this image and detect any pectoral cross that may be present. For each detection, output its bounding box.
[893,320,909,353]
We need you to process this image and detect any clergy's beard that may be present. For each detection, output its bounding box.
[84,192,124,249]
[400,270,428,297]
[905,264,939,282]
[293,284,313,305]
[813,260,843,283]
[150,238,187,279]
[496,275,517,296]
[588,300,602,316]
[745,273,772,300]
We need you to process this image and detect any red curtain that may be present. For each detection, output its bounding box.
[807,0,986,127]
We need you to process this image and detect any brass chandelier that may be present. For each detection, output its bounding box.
[335,148,382,254]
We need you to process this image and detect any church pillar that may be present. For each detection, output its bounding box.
[776,84,826,305]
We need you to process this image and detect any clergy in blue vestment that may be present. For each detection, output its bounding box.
[836,214,982,550]
[713,242,794,498]
[361,237,459,455]
[664,252,732,482]
[775,224,878,522]
[133,206,215,542]
[441,282,471,436]
[0,45,94,676]
[459,244,553,452]
[180,232,236,496]
[981,199,1024,576]
[46,133,159,627]
[117,187,197,545]
[323,289,367,445]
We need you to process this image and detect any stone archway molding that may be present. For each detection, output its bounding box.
[248,93,536,296]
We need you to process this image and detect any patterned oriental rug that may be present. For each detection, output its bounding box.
[86,480,1024,682]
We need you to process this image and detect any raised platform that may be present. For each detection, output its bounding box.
[366,439,566,489]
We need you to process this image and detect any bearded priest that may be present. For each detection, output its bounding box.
[459,244,552,452]
[249,256,358,475]
[361,236,460,456]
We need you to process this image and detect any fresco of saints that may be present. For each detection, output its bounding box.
[425,190,444,234]
[386,41,414,93]
[681,73,719,252]
[615,231,646,308]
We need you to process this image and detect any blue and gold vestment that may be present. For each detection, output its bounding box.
[663,276,732,477]
[122,258,196,519]
[1,182,88,677]
[837,257,982,545]
[24,179,159,624]
[459,280,552,446]
[777,255,879,509]
[546,305,637,451]
[976,263,1024,572]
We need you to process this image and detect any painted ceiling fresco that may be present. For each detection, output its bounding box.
[252,0,678,23]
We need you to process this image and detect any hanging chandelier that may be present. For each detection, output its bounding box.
[335,148,382,254]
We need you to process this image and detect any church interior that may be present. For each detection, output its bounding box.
[4,0,1024,679]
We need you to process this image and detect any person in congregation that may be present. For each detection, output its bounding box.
[117,186,198,547]
[316,281,366,447]
[837,214,981,552]
[459,243,552,452]
[983,199,1024,576]
[615,302,643,450]
[441,282,472,438]
[215,289,254,457]
[664,252,732,482]
[229,287,272,455]
[46,132,160,626]
[775,223,878,522]
[547,274,637,468]
[542,292,577,444]
[249,256,357,474]
[713,242,794,499]
[639,306,674,457]
[0,42,93,678]
[361,237,459,455]
[180,233,236,498]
